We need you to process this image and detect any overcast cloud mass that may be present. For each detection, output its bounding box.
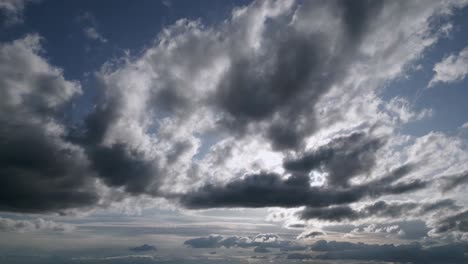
[1,0,468,263]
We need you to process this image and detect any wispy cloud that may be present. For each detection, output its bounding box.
[429,46,468,87]
[83,26,107,43]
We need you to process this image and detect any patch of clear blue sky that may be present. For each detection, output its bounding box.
[1,0,252,79]
[380,5,468,137]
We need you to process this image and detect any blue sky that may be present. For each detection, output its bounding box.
[1,1,468,264]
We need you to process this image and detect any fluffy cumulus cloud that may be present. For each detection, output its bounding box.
[1,0,468,250]
[429,46,468,87]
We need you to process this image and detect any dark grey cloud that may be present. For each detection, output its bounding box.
[337,0,384,41]
[440,170,468,192]
[73,91,163,196]
[300,206,360,222]
[0,35,99,213]
[0,122,98,213]
[297,230,325,239]
[362,200,418,218]
[431,209,468,234]
[253,246,270,253]
[183,234,468,263]
[298,199,459,222]
[180,164,426,209]
[213,1,387,151]
[312,240,468,264]
[284,132,384,187]
[286,253,314,260]
[184,235,224,248]
[311,240,368,252]
[166,140,193,164]
[420,199,461,214]
[129,244,157,252]
[286,223,306,229]
[87,143,160,195]
[183,233,302,251]
[215,30,328,150]
[279,244,307,251]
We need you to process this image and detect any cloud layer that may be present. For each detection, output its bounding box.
[0,1,467,247]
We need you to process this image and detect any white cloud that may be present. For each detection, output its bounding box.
[461,122,468,130]
[429,46,468,87]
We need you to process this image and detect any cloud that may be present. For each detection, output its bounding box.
[323,220,431,240]
[429,46,468,87]
[286,223,306,229]
[283,132,384,187]
[183,233,468,263]
[71,0,464,201]
[297,230,325,240]
[440,170,468,192]
[77,12,107,45]
[312,240,468,264]
[299,206,360,222]
[83,27,107,43]
[80,1,468,206]
[183,233,302,251]
[1,0,467,227]
[161,0,171,8]
[286,253,314,260]
[429,209,468,236]
[298,199,460,222]
[179,164,426,209]
[129,244,157,252]
[350,223,403,236]
[183,234,225,248]
[0,217,74,232]
[0,34,99,213]
[0,0,34,25]
[253,246,270,253]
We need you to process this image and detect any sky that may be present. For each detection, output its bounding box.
[1,0,468,263]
